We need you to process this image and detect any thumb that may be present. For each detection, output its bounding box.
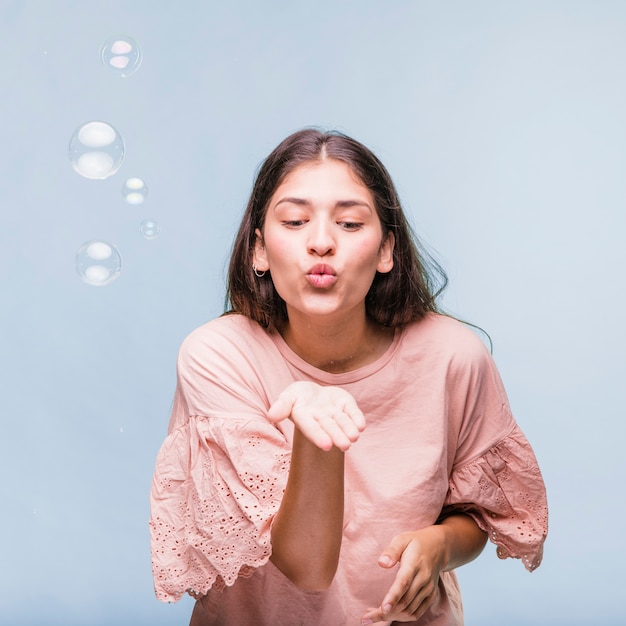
[378,533,412,568]
[267,390,296,423]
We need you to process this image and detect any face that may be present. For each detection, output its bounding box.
[253,158,394,325]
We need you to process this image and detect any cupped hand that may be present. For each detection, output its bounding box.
[267,381,365,451]
[361,527,445,624]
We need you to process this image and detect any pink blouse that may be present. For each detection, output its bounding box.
[150,313,548,625]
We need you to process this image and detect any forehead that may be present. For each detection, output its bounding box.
[273,158,370,198]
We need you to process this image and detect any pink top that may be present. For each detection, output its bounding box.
[150,313,548,625]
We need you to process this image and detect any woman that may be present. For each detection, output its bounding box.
[150,129,548,625]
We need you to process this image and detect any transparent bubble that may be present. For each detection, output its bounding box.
[123,177,148,205]
[76,240,122,286]
[69,121,125,180]
[140,219,160,240]
[100,35,142,77]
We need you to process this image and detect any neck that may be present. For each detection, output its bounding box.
[279,309,394,373]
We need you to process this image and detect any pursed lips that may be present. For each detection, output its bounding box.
[306,264,337,288]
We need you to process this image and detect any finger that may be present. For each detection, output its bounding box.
[293,413,335,450]
[328,409,362,443]
[315,412,356,451]
[402,583,439,621]
[380,562,421,615]
[341,397,366,431]
[267,390,296,423]
[378,532,411,569]
[393,573,431,616]
[360,607,383,624]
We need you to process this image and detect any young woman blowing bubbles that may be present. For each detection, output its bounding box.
[150,129,548,625]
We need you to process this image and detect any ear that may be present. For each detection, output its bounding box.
[252,228,269,271]
[376,231,395,274]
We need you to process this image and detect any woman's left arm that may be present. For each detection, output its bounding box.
[361,514,487,624]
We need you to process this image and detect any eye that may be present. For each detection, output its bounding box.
[281,220,307,228]
[338,222,363,231]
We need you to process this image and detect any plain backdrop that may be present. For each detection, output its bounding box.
[1,1,624,624]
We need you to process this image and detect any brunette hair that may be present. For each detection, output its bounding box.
[226,128,448,330]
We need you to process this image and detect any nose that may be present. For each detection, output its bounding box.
[307,219,335,256]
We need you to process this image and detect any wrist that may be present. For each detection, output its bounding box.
[435,523,453,572]
[437,513,488,571]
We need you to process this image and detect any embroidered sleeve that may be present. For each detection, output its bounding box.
[443,424,548,572]
[150,415,290,602]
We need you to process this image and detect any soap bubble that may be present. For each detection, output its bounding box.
[69,121,125,179]
[100,35,142,77]
[123,177,148,205]
[76,240,122,286]
[140,219,160,240]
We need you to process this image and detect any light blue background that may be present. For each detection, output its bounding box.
[1,1,624,624]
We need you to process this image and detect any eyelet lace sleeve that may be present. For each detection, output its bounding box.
[442,424,548,572]
[149,415,291,602]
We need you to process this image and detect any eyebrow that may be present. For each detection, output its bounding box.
[274,197,372,210]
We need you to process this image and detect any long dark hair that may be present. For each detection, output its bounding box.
[226,128,448,330]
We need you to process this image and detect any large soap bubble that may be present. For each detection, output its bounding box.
[76,240,122,286]
[69,121,125,180]
[100,35,142,77]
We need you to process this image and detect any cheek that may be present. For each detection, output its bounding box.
[263,229,297,263]
[354,237,387,267]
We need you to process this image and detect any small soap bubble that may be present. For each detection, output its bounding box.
[76,240,122,286]
[123,177,148,205]
[101,35,142,77]
[69,121,125,180]
[140,219,160,240]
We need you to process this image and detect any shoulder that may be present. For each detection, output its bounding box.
[181,313,269,351]
[178,314,273,370]
[170,315,286,428]
[396,314,499,390]
[401,313,491,364]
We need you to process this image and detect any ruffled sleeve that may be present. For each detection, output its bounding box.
[150,415,291,602]
[442,424,548,572]
[149,318,293,603]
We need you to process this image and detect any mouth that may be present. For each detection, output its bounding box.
[307,264,336,277]
[306,264,337,288]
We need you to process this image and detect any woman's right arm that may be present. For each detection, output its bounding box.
[266,381,365,591]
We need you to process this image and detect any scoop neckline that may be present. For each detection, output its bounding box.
[268,325,404,384]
